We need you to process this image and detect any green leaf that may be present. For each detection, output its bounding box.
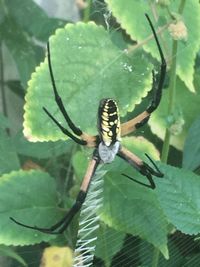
[105,0,149,41]
[0,245,27,266]
[0,128,20,175]
[183,116,200,171]
[156,164,200,235]
[172,0,200,93]
[24,22,152,141]
[104,0,164,61]
[101,171,168,259]
[101,137,168,258]
[0,18,42,87]
[105,0,200,92]
[6,0,66,42]
[150,77,200,150]
[95,223,125,266]
[0,170,65,246]
[13,131,70,159]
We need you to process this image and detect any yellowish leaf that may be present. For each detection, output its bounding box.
[40,246,73,267]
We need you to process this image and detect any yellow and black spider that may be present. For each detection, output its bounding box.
[11,14,166,234]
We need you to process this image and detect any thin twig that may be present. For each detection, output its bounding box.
[127,22,170,55]
[0,44,8,118]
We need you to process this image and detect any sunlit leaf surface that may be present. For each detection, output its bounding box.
[24,22,152,141]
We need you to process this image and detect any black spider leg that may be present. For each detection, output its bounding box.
[134,71,156,130]
[145,13,166,115]
[117,147,163,189]
[43,42,87,145]
[10,191,86,234]
[144,153,163,176]
[10,151,100,234]
[10,191,87,234]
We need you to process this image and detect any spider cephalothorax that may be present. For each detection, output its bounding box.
[10,14,166,234]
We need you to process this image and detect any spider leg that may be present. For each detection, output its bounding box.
[46,42,82,136]
[122,172,155,189]
[117,146,163,189]
[43,107,87,145]
[10,151,100,234]
[121,14,166,136]
[44,42,96,147]
[10,190,86,234]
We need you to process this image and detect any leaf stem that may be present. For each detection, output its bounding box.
[152,1,186,266]
[151,247,160,267]
[127,23,170,54]
[83,0,92,23]
[161,0,186,163]
[0,44,8,118]
[161,40,178,163]
[178,0,186,14]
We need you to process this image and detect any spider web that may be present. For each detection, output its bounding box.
[73,168,106,267]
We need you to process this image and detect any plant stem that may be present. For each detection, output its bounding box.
[161,40,178,163]
[178,0,186,14]
[151,1,186,266]
[151,247,160,267]
[161,0,186,163]
[83,0,92,23]
[127,23,170,54]
[0,44,8,118]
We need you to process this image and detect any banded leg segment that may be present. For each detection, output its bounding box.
[10,153,100,234]
[121,14,166,136]
[118,146,163,189]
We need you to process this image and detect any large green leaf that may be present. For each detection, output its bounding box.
[13,131,70,159]
[183,116,200,171]
[105,0,200,92]
[156,164,200,235]
[101,171,168,259]
[73,136,168,258]
[0,128,20,176]
[24,22,152,141]
[0,170,65,246]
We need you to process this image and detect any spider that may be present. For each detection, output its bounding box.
[10,14,166,234]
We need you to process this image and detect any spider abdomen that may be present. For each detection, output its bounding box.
[98,98,121,147]
[98,141,120,163]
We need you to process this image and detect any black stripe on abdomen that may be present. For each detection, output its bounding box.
[98,98,121,146]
